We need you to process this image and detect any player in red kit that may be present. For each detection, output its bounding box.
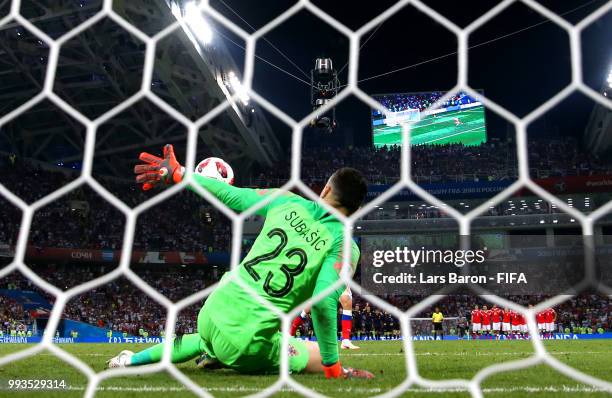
[502,308,511,337]
[471,305,481,340]
[544,307,556,338]
[510,310,521,339]
[481,305,492,339]
[491,305,503,339]
[519,312,527,338]
[536,310,546,338]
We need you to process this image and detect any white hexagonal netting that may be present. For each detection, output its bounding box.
[0,0,611,397]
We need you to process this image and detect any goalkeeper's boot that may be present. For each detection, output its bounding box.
[195,353,223,370]
[341,339,360,350]
[106,350,133,368]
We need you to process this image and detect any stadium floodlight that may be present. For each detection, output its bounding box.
[227,71,250,105]
[183,2,213,44]
[171,1,213,46]
[607,68,612,88]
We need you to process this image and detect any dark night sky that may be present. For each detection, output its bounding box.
[208,0,611,149]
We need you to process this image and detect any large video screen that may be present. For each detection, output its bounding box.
[371,91,487,147]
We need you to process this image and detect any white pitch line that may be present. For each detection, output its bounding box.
[411,107,483,130]
[410,116,455,130]
[419,125,486,145]
[376,107,482,135]
[374,116,481,139]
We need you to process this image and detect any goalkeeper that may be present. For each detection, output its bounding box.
[107,145,372,379]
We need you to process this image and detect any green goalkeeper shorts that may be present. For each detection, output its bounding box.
[197,305,309,374]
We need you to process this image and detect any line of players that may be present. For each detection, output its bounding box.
[470,304,557,339]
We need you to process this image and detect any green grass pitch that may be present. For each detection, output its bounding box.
[373,106,487,148]
[1,339,611,397]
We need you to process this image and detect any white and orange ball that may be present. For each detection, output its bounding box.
[195,157,234,185]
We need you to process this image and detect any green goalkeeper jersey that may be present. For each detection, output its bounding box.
[189,175,360,365]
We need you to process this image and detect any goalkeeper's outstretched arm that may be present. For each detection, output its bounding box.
[310,240,360,377]
[133,144,284,215]
[310,251,344,368]
[189,174,284,216]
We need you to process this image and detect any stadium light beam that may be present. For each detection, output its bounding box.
[171,1,213,46]
[184,2,213,44]
[228,71,250,105]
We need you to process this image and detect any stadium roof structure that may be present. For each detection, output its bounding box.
[0,0,282,179]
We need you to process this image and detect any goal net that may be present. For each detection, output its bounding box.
[0,0,610,397]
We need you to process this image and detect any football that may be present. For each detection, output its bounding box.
[195,157,235,185]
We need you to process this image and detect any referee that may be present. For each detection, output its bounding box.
[432,307,444,340]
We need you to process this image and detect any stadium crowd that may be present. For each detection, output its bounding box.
[132,191,231,254]
[0,274,49,336]
[28,186,125,250]
[0,295,34,337]
[0,139,611,254]
[0,266,220,336]
[0,265,609,338]
[2,139,611,193]
[256,138,612,186]
[0,157,232,253]
[375,91,475,113]
[0,199,20,266]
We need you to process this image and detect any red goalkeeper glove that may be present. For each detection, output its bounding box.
[323,362,374,379]
[134,144,185,191]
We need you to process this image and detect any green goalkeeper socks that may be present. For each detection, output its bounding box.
[130,333,206,366]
